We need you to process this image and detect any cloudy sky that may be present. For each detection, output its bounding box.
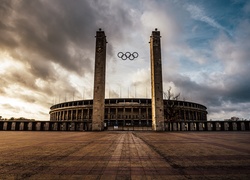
[0,0,250,120]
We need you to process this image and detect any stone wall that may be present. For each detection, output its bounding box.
[1,121,249,131]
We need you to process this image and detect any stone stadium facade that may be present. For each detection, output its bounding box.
[49,98,207,130]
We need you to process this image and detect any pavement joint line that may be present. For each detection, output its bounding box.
[133,132,200,179]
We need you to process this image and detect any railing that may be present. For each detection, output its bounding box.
[164,121,250,131]
[0,121,249,131]
[0,121,91,131]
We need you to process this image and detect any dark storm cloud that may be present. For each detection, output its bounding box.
[28,60,56,81]
[9,0,94,76]
[0,0,134,79]
[0,77,7,95]
[18,94,36,104]
[165,60,250,118]
[165,73,223,106]
[3,68,39,92]
[1,104,21,113]
[168,70,250,105]
[222,73,250,103]
[0,0,136,111]
[208,19,250,106]
[0,61,80,105]
[0,1,18,50]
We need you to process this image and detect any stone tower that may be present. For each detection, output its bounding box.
[150,28,165,131]
[92,29,107,131]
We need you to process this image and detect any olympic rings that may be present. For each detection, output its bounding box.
[117,52,139,60]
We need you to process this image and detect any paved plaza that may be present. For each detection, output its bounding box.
[0,131,249,179]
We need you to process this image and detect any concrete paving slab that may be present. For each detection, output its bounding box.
[0,131,249,179]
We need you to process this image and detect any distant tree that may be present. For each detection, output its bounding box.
[163,87,182,122]
[164,86,180,101]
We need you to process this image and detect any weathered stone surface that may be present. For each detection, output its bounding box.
[92,29,107,131]
[150,29,165,131]
[0,131,249,179]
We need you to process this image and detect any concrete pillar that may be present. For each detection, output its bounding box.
[123,107,125,120]
[116,108,118,120]
[66,110,69,120]
[150,28,165,131]
[180,122,185,131]
[11,122,15,131]
[221,122,225,131]
[108,107,111,119]
[76,109,79,121]
[92,29,107,131]
[27,122,32,131]
[58,111,61,121]
[87,109,90,120]
[184,110,186,121]
[70,110,73,121]
[64,111,66,121]
[240,122,245,131]
[81,109,84,121]
[60,111,62,121]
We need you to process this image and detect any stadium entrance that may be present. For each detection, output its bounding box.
[104,120,152,131]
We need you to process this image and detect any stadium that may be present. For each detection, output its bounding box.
[49,29,208,131]
[49,98,207,130]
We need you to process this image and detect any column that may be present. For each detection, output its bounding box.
[92,28,107,131]
[150,28,165,131]
[81,109,84,121]
[76,109,78,121]
[70,110,73,121]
